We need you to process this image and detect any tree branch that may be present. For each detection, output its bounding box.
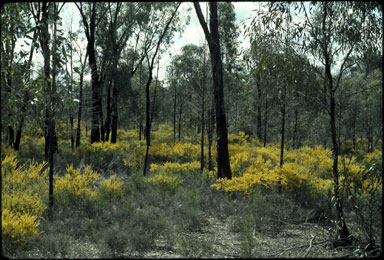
[193,2,212,47]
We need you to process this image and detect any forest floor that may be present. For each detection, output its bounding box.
[143,214,354,258]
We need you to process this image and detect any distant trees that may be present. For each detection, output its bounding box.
[249,1,382,245]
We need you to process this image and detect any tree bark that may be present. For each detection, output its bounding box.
[321,3,350,243]
[256,76,262,141]
[194,1,232,179]
[110,80,118,143]
[104,79,112,142]
[76,51,87,147]
[280,91,286,168]
[263,98,268,147]
[76,2,102,144]
[142,3,181,176]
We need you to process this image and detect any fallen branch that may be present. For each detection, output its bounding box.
[303,234,315,257]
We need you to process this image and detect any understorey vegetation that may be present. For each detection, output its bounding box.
[2,126,382,258]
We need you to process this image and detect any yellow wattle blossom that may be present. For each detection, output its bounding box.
[1,152,48,242]
[54,164,99,201]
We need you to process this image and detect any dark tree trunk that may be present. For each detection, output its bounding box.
[194,1,232,179]
[77,3,101,144]
[200,57,206,171]
[207,102,215,172]
[256,77,262,141]
[325,54,350,244]
[8,126,14,148]
[143,71,152,176]
[263,98,268,147]
[105,79,112,141]
[178,101,182,142]
[89,43,101,143]
[351,107,356,150]
[280,94,286,168]
[14,124,22,150]
[76,53,86,147]
[39,2,57,218]
[111,81,118,143]
[173,86,177,143]
[292,106,299,149]
[142,3,180,176]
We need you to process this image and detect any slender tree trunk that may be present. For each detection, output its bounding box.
[105,79,112,141]
[351,107,356,150]
[142,2,181,176]
[76,52,87,147]
[207,102,215,172]
[77,3,101,144]
[326,58,350,244]
[256,77,262,141]
[292,106,299,149]
[194,1,232,179]
[178,101,182,142]
[280,94,286,168]
[263,98,268,147]
[89,43,100,143]
[143,72,152,176]
[111,80,118,143]
[173,86,177,143]
[200,57,206,171]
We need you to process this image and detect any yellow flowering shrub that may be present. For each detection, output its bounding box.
[150,161,200,175]
[2,209,40,239]
[1,153,48,242]
[54,164,99,204]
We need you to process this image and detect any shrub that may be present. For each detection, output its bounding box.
[1,153,48,247]
[54,164,99,206]
[145,172,183,195]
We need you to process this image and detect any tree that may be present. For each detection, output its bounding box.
[76,2,103,144]
[250,1,382,244]
[142,2,182,176]
[194,1,232,179]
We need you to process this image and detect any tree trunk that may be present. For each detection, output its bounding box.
[143,72,152,176]
[194,1,232,179]
[76,52,87,147]
[178,101,182,142]
[292,106,299,149]
[207,102,215,172]
[325,56,350,244]
[104,79,112,141]
[256,77,262,141]
[200,56,206,171]
[173,86,177,143]
[110,81,118,143]
[263,98,268,147]
[280,94,286,168]
[77,3,101,144]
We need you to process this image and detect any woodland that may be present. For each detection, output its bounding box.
[1,2,383,258]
